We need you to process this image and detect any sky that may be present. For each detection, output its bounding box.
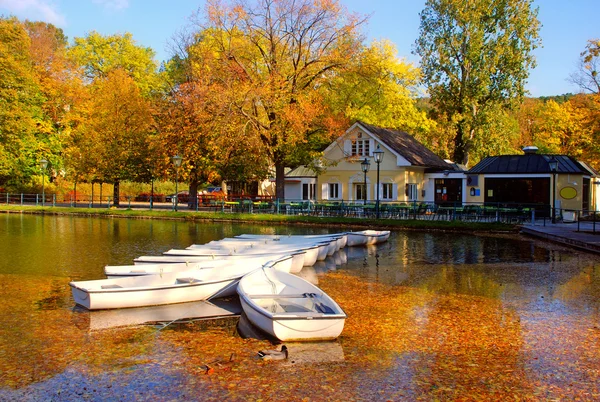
[0,0,597,97]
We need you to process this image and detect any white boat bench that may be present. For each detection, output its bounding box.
[176,277,203,284]
[249,292,319,299]
[101,284,123,289]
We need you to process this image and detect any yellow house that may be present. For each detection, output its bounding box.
[317,121,454,203]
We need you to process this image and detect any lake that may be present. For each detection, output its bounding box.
[0,214,598,401]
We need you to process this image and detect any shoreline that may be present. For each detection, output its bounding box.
[0,205,519,234]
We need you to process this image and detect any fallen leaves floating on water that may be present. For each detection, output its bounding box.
[0,261,599,400]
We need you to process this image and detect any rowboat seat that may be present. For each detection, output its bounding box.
[101,284,122,289]
[249,293,318,299]
[315,303,335,314]
[176,277,202,284]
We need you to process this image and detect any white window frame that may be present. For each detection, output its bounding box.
[382,183,393,200]
[329,183,340,200]
[407,183,418,201]
[351,139,371,157]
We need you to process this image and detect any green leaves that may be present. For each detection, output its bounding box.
[415,0,542,166]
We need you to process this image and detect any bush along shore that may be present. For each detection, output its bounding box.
[0,205,518,233]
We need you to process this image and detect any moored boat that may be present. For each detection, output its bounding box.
[237,266,346,341]
[70,254,294,310]
[136,245,319,268]
[105,252,305,277]
[346,230,391,246]
[235,233,347,249]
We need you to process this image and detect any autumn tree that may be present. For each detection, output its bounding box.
[415,0,541,166]
[0,17,46,187]
[67,32,161,204]
[68,32,161,96]
[570,39,600,94]
[68,69,154,205]
[189,0,365,200]
[24,21,87,182]
[322,39,438,152]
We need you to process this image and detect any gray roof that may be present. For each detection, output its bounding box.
[468,154,594,175]
[357,121,453,170]
[285,166,317,178]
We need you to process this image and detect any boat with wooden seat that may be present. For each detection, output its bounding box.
[70,254,294,310]
[104,252,305,278]
[237,266,346,341]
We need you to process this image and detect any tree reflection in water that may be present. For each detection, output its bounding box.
[0,216,598,400]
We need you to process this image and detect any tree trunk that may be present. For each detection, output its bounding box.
[453,121,469,166]
[189,181,199,210]
[113,180,120,207]
[275,162,285,201]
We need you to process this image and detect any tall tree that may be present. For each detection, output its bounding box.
[323,40,435,139]
[415,0,541,166]
[570,39,600,94]
[68,31,160,96]
[70,69,154,205]
[24,21,85,181]
[190,0,365,200]
[0,17,45,187]
[67,32,161,204]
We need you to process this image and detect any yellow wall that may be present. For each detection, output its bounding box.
[318,131,426,202]
[463,173,592,212]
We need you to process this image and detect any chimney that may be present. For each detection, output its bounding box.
[522,146,539,154]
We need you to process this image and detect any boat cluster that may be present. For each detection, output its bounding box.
[69,230,390,341]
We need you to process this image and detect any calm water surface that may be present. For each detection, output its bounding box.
[0,214,598,401]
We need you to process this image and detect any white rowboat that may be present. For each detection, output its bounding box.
[105,252,305,278]
[237,266,346,341]
[135,245,320,268]
[70,254,293,310]
[346,230,391,246]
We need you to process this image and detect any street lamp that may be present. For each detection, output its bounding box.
[373,145,384,219]
[39,159,48,207]
[172,155,183,211]
[361,157,370,204]
[549,156,558,223]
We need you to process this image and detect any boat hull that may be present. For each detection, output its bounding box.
[346,230,391,246]
[237,267,346,341]
[71,277,239,310]
[239,296,345,341]
[72,255,293,310]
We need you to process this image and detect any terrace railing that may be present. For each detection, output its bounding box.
[3,192,596,227]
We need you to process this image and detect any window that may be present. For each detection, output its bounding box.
[302,183,316,200]
[356,183,366,201]
[351,139,370,157]
[329,183,340,199]
[407,183,418,201]
[382,183,393,200]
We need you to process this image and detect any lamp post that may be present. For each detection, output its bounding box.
[172,155,183,211]
[549,156,558,223]
[361,157,370,205]
[373,145,384,219]
[39,159,48,207]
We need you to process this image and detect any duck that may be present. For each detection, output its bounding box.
[258,345,288,360]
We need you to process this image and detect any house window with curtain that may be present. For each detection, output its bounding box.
[382,183,393,200]
[351,139,370,157]
[407,183,418,201]
[302,183,316,200]
[329,183,340,199]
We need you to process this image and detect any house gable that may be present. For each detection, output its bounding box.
[322,122,411,167]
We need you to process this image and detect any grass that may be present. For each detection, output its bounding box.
[0,204,519,233]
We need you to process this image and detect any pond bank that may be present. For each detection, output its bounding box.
[0,205,518,234]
